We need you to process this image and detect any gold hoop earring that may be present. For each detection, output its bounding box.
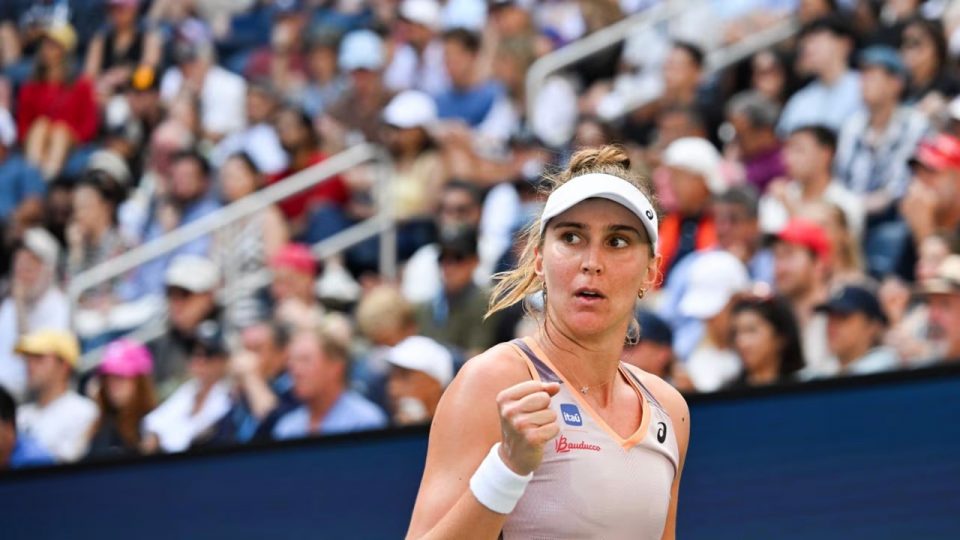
[638,288,647,299]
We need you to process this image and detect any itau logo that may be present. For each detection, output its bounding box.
[560,404,582,426]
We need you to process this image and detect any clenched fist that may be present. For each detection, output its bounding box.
[496,381,561,476]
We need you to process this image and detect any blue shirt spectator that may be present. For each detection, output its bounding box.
[0,153,45,220]
[434,81,503,128]
[11,432,56,469]
[273,390,387,439]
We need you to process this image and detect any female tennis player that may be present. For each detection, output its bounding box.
[406,146,690,539]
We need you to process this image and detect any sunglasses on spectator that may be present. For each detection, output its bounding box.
[901,38,926,50]
[441,204,475,217]
[438,252,471,264]
[166,287,195,300]
[190,347,225,361]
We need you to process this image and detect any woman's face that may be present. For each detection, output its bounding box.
[733,309,781,374]
[109,4,138,28]
[917,236,949,282]
[220,157,259,202]
[39,38,66,69]
[105,375,137,409]
[751,51,785,102]
[72,185,109,232]
[536,198,656,340]
[901,23,937,79]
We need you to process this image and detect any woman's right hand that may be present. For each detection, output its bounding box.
[495,380,561,476]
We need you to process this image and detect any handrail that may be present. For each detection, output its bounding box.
[67,143,391,310]
[525,1,799,126]
[524,0,688,124]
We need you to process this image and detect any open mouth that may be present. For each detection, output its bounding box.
[574,288,606,300]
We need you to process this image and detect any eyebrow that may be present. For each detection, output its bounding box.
[551,221,645,237]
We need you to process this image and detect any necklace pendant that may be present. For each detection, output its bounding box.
[580,386,588,395]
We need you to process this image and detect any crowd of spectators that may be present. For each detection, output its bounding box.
[3,0,960,470]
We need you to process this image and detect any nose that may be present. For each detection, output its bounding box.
[581,244,603,276]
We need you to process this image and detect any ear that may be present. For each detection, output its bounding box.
[534,244,544,278]
[645,254,663,288]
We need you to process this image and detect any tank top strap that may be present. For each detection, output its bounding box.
[508,339,561,383]
[620,363,666,413]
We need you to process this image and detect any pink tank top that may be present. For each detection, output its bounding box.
[501,339,680,540]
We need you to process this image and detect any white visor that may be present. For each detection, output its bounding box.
[539,173,658,253]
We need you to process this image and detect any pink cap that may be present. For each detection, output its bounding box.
[270,243,317,275]
[99,339,153,378]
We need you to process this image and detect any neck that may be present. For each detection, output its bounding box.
[307,385,343,428]
[912,65,935,88]
[819,63,847,86]
[869,101,896,130]
[292,147,314,169]
[747,360,780,385]
[792,283,826,323]
[89,219,112,241]
[534,314,625,405]
[838,344,872,369]
[800,171,832,199]
[37,380,68,408]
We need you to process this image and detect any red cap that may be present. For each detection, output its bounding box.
[776,218,831,262]
[270,243,317,275]
[910,134,960,172]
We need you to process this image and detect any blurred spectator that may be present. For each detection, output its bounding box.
[882,233,953,364]
[920,254,960,363]
[724,90,786,193]
[815,284,900,376]
[804,200,868,287]
[435,28,514,142]
[0,107,45,222]
[83,0,162,103]
[354,284,421,407]
[899,17,958,115]
[778,16,862,135]
[385,0,449,95]
[901,134,960,255]
[296,29,347,117]
[621,309,678,384]
[126,150,221,300]
[143,321,232,453]
[749,49,793,107]
[212,321,295,444]
[728,294,805,389]
[383,90,446,222]
[403,180,484,304]
[269,106,349,233]
[415,226,499,356]
[269,243,323,329]
[211,82,289,175]
[66,170,129,308]
[0,228,69,400]
[243,0,309,99]
[678,250,751,392]
[384,335,453,426]
[216,153,290,328]
[146,255,221,399]
[85,339,156,458]
[835,46,928,228]
[273,325,387,439]
[0,385,54,470]
[18,21,99,180]
[159,19,247,143]
[659,137,723,280]
[713,186,774,284]
[772,218,836,375]
[323,29,393,151]
[761,125,865,239]
[15,329,97,462]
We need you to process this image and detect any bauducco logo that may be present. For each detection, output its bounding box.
[554,435,601,454]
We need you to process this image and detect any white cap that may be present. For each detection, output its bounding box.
[0,107,15,147]
[400,0,442,31]
[949,94,960,122]
[679,250,750,319]
[22,228,60,268]
[663,137,725,195]
[383,90,438,129]
[87,149,132,186]
[442,0,487,31]
[386,336,454,387]
[539,173,659,253]
[339,30,384,71]
[165,254,220,293]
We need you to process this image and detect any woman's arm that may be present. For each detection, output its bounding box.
[406,344,558,540]
[261,205,290,260]
[84,33,105,79]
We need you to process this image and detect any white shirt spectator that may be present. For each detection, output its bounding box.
[686,346,741,392]
[384,41,450,95]
[17,391,98,463]
[0,289,70,401]
[160,65,248,137]
[142,379,231,453]
[759,180,866,239]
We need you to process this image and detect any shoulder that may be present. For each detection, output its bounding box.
[623,364,690,443]
[343,391,388,422]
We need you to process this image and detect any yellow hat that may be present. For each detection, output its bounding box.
[43,22,77,53]
[15,329,81,367]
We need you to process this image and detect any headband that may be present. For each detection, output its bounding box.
[539,173,659,253]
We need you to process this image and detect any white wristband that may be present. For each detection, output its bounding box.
[469,442,533,515]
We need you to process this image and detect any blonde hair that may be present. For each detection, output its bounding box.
[486,145,657,318]
[356,284,416,340]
